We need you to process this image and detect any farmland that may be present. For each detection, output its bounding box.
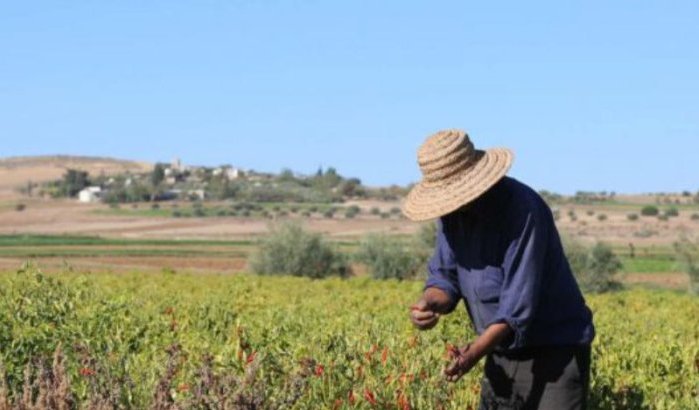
[1,158,699,408]
[0,269,697,409]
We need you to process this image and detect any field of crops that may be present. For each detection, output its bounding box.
[0,267,698,409]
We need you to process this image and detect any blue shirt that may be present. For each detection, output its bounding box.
[425,177,595,351]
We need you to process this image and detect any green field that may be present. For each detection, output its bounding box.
[0,269,697,409]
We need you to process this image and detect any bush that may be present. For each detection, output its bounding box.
[627,213,639,221]
[673,236,699,295]
[564,239,623,293]
[658,214,669,221]
[641,205,659,216]
[691,213,699,221]
[172,210,182,218]
[586,210,595,216]
[250,223,350,278]
[151,203,160,210]
[597,214,607,222]
[665,207,679,217]
[323,210,335,219]
[370,207,380,216]
[355,234,421,280]
[193,208,206,217]
[380,212,390,219]
[15,203,26,212]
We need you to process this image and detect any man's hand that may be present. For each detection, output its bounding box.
[444,343,476,382]
[409,299,440,330]
[443,322,513,383]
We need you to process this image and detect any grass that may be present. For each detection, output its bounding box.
[619,256,678,273]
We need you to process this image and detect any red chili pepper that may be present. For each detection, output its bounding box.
[364,388,377,405]
[246,350,257,365]
[79,367,95,377]
[315,364,324,377]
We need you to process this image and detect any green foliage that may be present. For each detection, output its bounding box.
[673,236,699,295]
[250,223,350,279]
[641,205,659,216]
[564,240,623,293]
[597,214,607,222]
[0,269,697,408]
[664,207,679,217]
[627,213,639,221]
[61,169,90,197]
[691,213,699,221]
[354,234,421,280]
[151,163,166,187]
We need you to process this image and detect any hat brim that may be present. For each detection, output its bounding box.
[401,148,514,222]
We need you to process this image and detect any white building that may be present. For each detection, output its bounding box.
[78,186,103,203]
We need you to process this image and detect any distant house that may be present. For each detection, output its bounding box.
[213,166,243,180]
[78,186,104,203]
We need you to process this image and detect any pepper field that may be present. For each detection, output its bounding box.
[0,268,697,409]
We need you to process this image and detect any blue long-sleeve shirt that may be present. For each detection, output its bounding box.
[425,176,595,351]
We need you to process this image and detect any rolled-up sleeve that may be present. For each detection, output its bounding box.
[424,219,461,303]
[486,206,549,349]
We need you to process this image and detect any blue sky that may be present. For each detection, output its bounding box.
[1,1,697,194]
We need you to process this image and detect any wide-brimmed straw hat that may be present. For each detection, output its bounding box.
[402,129,514,221]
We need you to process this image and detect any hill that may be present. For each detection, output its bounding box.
[0,155,152,198]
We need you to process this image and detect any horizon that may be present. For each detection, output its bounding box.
[1,1,698,195]
[2,153,697,197]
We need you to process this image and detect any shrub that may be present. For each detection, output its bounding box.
[564,239,623,293]
[380,212,390,219]
[15,203,26,212]
[641,205,659,216]
[568,209,576,221]
[250,223,350,278]
[151,203,160,210]
[301,211,311,217]
[172,210,182,218]
[390,207,401,215]
[370,207,380,216]
[193,208,206,217]
[216,210,227,217]
[323,210,335,219]
[673,236,699,295]
[308,206,319,213]
[691,213,699,221]
[665,207,679,217]
[658,214,669,221]
[627,213,639,221]
[586,210,595,216]
[597,214,607,222]
[355,234,421,280]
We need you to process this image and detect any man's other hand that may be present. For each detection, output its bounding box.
[410,299,440,330]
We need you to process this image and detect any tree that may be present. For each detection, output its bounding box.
[61,169,90,197]
[564,239,623,293]
[151,164,166,187]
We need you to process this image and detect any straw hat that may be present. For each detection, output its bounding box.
[402,129,514,221]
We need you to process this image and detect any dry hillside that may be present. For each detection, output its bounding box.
[0,155,152,198]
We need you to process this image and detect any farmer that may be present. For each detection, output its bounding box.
[404,130,595,409]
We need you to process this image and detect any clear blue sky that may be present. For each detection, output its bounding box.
[1,1,697,194]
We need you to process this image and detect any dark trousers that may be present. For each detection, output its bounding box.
[478,345,591,410]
